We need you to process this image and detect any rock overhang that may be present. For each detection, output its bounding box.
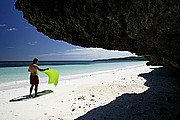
[15,0,180,73]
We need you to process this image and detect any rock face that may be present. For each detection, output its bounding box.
[15,0,180,71]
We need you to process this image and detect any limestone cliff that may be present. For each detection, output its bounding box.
[15,0,180,72]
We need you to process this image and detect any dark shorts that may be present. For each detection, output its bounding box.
[30,75,39,85]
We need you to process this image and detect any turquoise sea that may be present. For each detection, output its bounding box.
[0,60,147,84]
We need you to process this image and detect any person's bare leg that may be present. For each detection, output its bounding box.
[35,84,38,97]
[30,85,34,97]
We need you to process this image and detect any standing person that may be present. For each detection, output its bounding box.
[28,58,48,97]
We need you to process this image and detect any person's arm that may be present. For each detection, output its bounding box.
[33,64,49,71]
[37,67,49,71]
[28,65,31,72]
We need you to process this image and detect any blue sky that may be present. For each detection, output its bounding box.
[0,0,135,61]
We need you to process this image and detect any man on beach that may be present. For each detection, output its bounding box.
[28,58,49,97]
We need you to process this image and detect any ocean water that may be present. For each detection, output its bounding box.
[0,60,147,84]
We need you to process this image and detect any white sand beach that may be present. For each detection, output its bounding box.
[0,65,179,120]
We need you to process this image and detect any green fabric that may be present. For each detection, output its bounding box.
[41,69,59,86]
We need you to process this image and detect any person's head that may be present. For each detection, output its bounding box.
[33,58,38,64]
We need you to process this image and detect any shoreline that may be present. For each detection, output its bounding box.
[1,65,179,120]
[0,63,146,91]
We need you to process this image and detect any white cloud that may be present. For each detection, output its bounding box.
[6,28,17,31]
[0,24,7,27]
[28,41,38,46]
[63,48,136,60]
[32,53,61,57]
[30,47,136,60]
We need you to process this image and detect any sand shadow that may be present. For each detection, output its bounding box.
[9,90,53,102]
[75,67,180,120]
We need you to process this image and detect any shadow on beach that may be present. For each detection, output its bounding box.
[75,67,180,120]
[9,90,53,102]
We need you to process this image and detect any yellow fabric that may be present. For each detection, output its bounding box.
[41,69,59,86]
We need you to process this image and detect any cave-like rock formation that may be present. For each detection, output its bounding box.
[15,0,180,72]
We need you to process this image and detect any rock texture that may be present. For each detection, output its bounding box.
[15,0,180,71]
